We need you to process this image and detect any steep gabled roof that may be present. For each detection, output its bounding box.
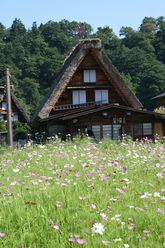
[0,86,29,123]
[32,39,143,123]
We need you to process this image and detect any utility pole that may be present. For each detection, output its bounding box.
[4,68,13,148]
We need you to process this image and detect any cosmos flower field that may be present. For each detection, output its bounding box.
[0,138,164,248]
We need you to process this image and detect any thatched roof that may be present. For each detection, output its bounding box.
[11,93,30,123]
[32,39,143,123]
[0,86,29,123]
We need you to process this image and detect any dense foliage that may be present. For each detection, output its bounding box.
[0,138,164,247]
[0,17,165,114]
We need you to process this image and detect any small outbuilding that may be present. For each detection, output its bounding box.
[0,86,29,144]
[152,92,165,108]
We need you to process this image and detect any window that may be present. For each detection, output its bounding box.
[133,123,152,137]
[2,102,7,111]
[95,90,109,104]
[143,123,152,135]
[84,70,96,82]
[12,113,18,122]
[92,125,101,141]
[92,124,121,141]
[103,125,112,139]
[72,90,86,105]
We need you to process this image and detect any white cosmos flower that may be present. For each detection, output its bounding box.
[91,223,105,235]
[153,192,161,197]
[124,244,129,248]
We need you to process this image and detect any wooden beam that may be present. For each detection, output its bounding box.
[4,68,13,148]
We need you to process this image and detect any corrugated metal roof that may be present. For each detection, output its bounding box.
[152,92,165,100]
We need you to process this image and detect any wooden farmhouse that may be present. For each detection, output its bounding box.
[32,39,165,140]
[0,86,29,125]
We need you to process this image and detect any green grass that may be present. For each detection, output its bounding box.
[0,138,165,248]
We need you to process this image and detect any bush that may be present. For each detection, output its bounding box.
[12,121,31,140]
[0,120,7,132]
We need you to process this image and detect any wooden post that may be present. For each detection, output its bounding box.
[4,68,13,148]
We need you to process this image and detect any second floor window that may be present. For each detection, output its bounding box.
[83,70,96,83]
[95,90,109,104]
[72,90,86,105]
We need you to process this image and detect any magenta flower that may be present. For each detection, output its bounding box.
[113,161,119,167]
[123,165,128,172]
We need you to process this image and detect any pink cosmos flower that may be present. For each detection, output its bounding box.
[116,188,125,194]
[128,225,135,230]
[143,230,150,235]
[100,213,108,221]
[75,173,80,178]
[90,204,96,209]
[139,237,146,240]
[102,240,109,245]
[0,232,5,238]
[100,174,108,181]
[76,238,86,245]
[156,208,165,214]
[68,236,85,245]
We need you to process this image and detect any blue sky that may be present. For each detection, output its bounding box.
[1,0,165,35]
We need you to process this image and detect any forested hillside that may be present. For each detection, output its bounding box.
[0,17,165,115]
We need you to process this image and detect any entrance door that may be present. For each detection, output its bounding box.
[123,124,132,136]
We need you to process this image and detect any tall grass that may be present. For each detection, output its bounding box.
[0,138,164,247]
